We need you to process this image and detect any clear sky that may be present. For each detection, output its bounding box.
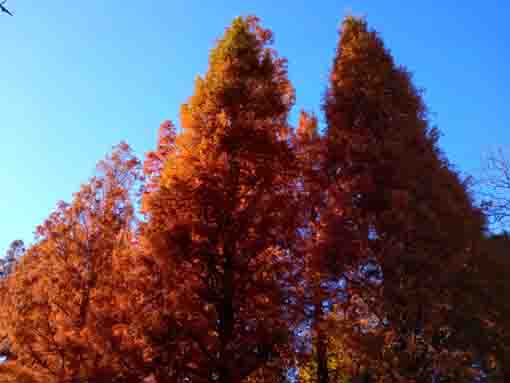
[0,0,509,255]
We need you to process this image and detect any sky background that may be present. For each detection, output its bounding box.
[0,0,509,256]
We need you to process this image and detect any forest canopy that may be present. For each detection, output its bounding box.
[0,15,507,383]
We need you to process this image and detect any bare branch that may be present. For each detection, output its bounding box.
[479,148,510,229]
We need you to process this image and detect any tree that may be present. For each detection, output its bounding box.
[0,240,24,279]
[0,240,25,364]
[292,111,329,383]
[479,148,510,230]
[0,143,152,383]
[142,16,301,383]
[292,108,368,383]
[322,16,485,381]
[0,13,496,383]
[446,233,510,382]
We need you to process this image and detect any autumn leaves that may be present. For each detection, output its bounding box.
[0,15,489,383]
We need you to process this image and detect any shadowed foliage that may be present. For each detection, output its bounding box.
[0,14,503,383]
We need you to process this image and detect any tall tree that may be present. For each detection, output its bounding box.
[292,110,361,383]
[322,16,485,381]
[0,143,151,383]
[142,16,300,383]
[293,111,328,383]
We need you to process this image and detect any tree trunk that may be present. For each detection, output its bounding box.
[217,250,234,383]
[314,302,329,383]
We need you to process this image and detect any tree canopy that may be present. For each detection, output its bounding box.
[0,14,505,383]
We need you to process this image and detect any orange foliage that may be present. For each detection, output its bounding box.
[0,15,491,383]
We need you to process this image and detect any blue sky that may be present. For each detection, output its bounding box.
[0,1,509,255]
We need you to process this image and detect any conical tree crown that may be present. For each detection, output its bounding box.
[156,16,296,194]
[325,16,429,177]
[323,16,482,246]
[142,16,301,383]
[322,16,486,380]
[178,16,294,156]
